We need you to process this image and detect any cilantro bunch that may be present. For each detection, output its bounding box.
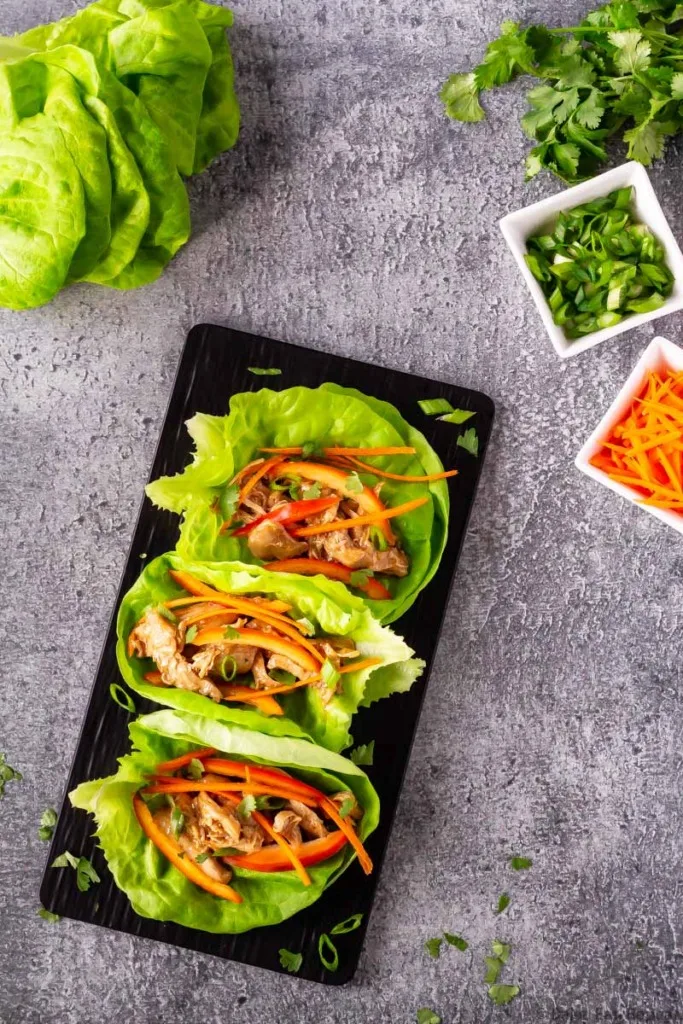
[441,1,683,182]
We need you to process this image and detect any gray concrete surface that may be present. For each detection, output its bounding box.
[1,1,682,1021]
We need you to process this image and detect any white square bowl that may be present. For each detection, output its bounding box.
[499,162,683,359]
[575,335,683,535]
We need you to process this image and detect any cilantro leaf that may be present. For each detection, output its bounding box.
[492,940,511,963]
[349,740,374,766]
[331,913,364,934]
[170,805,185,838]
[38,808,58,842]
[224,625,240,640]
[484,956,504,985]
[456,427,479,457]
[247,366,281,375]
[279,948,302,973]
[0,753,22,797]
[156,604,178,626]
[184,624,198,645]
[609,29,651,73]
[338,796,356,819]
[440,73,485,122]
[497,892,511,914]
[488,984,520,1005]
[575,89,606,129]
[425,937,443,959]
[349,569,373,587]
[510,855,532,871]
[474,22,535,89]
[444,932,468,951]
[37,907,61,923]
[416,1011,441,1024]
[302,480,322,499]
[51,851,79,870]
[671,72,683,100]
[75,857,100,893]
[624,119,677,164]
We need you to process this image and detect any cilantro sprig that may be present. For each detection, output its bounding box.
[441,4,683,181]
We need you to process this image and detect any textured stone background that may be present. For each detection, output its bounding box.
[2,1,683,1021]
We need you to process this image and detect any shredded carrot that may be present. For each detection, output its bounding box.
[168,570,290,613]
[154,748,216,773]
[590,368,683,516]
[292,495,429,536]
[145,780,319,806]
[337,657,383,674]
[192,625,321,673]
[319,797,373,875]
[222,676,319,698]
[339,454,458,483]
[217,791,312,886]
[260,446,416,456]
[218,689,285,716]
[230,457,265,485]
[238,456,284,504]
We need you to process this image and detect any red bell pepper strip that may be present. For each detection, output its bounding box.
[265,557,392,600]
[226,831,348,871]
[231,496,339,536]
[154,747,216,774]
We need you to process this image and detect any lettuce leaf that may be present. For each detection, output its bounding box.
[146,384,450,623]
[70,709,380,934]
[117,553,424,752]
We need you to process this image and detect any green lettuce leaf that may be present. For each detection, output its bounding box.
[145,384,450,624]
[117,553,424,752]
[70,709,379,934]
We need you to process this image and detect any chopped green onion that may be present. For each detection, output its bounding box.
[418,397,454,415]
[109,683,136,714]
[156,604,178,625]
[218,655,237,682]
[184,625,198,645]
[321,659,341,690]
[438,408,475,425]
[331,913,364,934]
[247,367,281,375]
[318,933,339,972]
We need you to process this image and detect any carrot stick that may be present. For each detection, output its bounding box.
[154,748,216,773]
[337,657,383,674]
[238,455,285,504]
[144,780,319,806]
[260,446,416,456]
[132,794,242,903]
[167,575,311,634]
[193,625,320,673]
[168,570,290,614]
[202,758,324,801]
[265,558,392,600]
[216,791,312,886]
[319,797,372,875]
[221,677,319,699]
[341,454,458,483]
[292,496,428,536]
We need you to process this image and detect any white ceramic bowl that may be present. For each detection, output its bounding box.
[499,162,683,359]
[575,335,683,535]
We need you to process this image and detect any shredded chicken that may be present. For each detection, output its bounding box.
[266,653,306,680]
[240,480,271,520]
[194,791,265,854]
[287,799,328,838]
[128,609,223,701]
[192,643,257,678]
[331,790,362,821]
[247,520,308,560]
[153,803,233,883]
[273,809,303,845]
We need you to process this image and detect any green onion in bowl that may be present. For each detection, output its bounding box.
[524,187,674,341]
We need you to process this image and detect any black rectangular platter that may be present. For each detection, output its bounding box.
[40,324,495,984]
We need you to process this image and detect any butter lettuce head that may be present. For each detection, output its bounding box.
[70,709,379,934]
[117,552,424,752]
[145,384,450,623]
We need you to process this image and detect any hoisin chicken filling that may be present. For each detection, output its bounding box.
[128,570,382,715]
[133,747,372,904]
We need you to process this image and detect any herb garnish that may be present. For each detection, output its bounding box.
[186,758,204,781]
[418,397,454,415]
[368,524,389,551]
[425,936,443,959]
[510,855,532,871]
[349,569,373,588]
[317,933,339,972]
[109,683,136,713]
[279,948,303,973]
[51,851,100,892]
[345,471,364,494]
[302,480,322,499]
[488,984,521,1005]
[331,913,363,934]
[321,659,341,690]
[156,604,179,625]
[439,409,475,424]
[37,907,61,923]
[456,427,479,457]
[224,625,240,640]
[338,796,355,819]
[38,808,58,842]
[416,1010,441,1024]
[444,932,469,951]
[170,805,185,838]
[497,892,511,914]
[218,655,237,681]
[236,794,256,820]
[184,624,198,645]
[248,367,281,376]
[349,740,375,766]
[0,753,22,797]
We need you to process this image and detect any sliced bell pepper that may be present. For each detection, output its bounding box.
[227,830,348,871]
[217,685,284,716]
[193,625,320,674]
[168,569,290,614]
[154,747,216,774]
[268,461,397,543]
[132,793,242,903]
[201,758,324,802]
[265,557,392,600]
[144,780,319,807]
[231,495,339,536]
[216,791,311,886]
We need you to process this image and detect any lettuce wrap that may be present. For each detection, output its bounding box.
[117,553,424,752]
[145,384,451,624]
[70,709,379,933]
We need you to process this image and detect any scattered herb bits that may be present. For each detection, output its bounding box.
[416,1011,441,1024]
[425,936,443,959]
[510,855,533,871]
[349,740,374,766]
[0,753,22,797]
[525,187,673,340]
[278,948,302,974]
[38,808,58,842]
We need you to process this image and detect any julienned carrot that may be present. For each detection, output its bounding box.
[335,453,458,483]
[590,368,683,513]
[292,496,429,537]
[337,657,383,674]
[238,455,285,504]
[132,794,242,904]
[222,676,319,698]
[193,625,321,673]
[217,687,285,716]
[231,457,265,485]
[168,570,291,615]
[154,747,216,773]
[265,558,392,600]
[319,797,372,875]
[167,572,311,634]
[260,446,416,456]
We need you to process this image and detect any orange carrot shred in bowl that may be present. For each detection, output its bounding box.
[590,369,683,512]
